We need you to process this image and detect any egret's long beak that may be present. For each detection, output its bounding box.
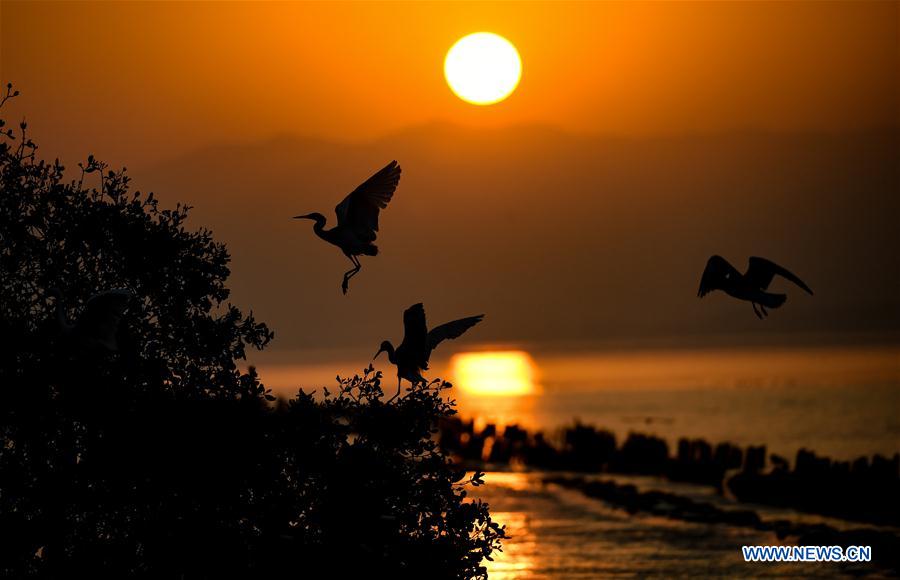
[293,214,313,220]
[373,347,385,360]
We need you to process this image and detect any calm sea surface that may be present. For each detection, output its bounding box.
[252,345,900,460]
[453,383,900,461]
[250,345,899,577]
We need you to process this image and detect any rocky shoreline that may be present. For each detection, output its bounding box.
[439,417,900,527]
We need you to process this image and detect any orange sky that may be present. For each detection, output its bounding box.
[2,1,897,166]
[1,1,898,353]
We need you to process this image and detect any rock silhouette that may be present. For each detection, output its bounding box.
[438,417,899,527]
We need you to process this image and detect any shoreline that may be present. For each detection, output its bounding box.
[440,417,900,528]
[542,474,900,573]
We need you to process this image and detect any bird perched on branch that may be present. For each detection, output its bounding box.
[48,288,134,351]
[697,255,813,319]
[375,303,484,401]
[294,161,401,294]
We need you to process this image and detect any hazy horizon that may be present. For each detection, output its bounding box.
[136,124,898,354]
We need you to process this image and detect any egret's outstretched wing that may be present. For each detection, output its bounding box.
[426,315,484,357]
[697,255,740,298]
[76,289,133,346]
[334,160,401,241]
[745,257,813,295]
[399,303,428,363]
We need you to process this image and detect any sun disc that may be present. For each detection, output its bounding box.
[444,32,522,105]
[450,351,538,396]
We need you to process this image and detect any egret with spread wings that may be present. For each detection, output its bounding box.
[294,161,401,294]
[375,303,484,401]
[697,255,813,319]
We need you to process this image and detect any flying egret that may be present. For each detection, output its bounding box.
[48,288,134,351]
[698,256,813,319]
[374,303,484,401]
[294,161,401,294]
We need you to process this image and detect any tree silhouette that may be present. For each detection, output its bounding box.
[0,85,503,578]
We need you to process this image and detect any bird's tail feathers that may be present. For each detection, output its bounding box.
[362,245,378,256]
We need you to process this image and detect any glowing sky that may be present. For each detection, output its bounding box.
[1,1,897,353]
[1,1,896,166]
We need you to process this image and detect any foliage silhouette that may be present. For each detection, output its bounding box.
[0,85,504,578]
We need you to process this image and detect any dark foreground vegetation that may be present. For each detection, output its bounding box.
[440,417,900,527]
[0,87,503,578]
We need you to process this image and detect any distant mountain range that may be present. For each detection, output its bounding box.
[135,124,899,353]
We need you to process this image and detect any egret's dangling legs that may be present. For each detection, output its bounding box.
[387,376,402,403]
[341,255,362,294]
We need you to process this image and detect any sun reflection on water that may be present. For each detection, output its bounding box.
[476,473,537,579]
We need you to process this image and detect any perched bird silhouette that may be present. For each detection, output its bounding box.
[48,288,134,351]
[374,303,484,401]
[697,256,813,319]
[294,160,401,294]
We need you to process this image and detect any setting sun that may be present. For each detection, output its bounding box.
[444,32,522,105]
[450,351,538,396]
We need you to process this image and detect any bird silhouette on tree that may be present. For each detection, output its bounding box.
[697,255,813,318]
[294,160,401,294]
[375,303,484,401]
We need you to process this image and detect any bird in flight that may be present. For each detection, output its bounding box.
[49,288,134,351]
[375,303,484,401]
[294,161,401,294]
[697,255,813,319]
